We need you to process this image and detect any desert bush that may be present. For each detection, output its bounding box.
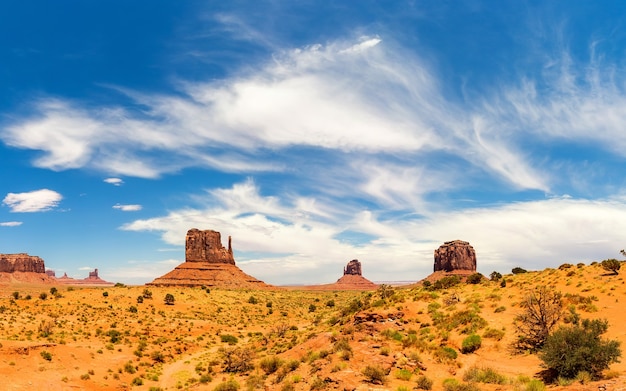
[512,267,527,274]
[40,351,52,361]
[308,304,316,312]
[214,379,240,391]
[415,375,433,390]
[463,366,507,384]
[340,298,363,316]
[220,334,238,345]
[259,355,283,374]
[558,263,573,270]
[142,289,152,299]
[102,291,108,297]
[38,319,55,337]
[326,300,335,307]
[220,347,255,373]
[524,379,546,391]
[461,334,482,353]
[466,273,482,284]
[164,293,175,305]
[442,378,480,391]
[124,361,136,374]
[39,292,47,300]
[433,276,461,290]
[136,296,144,304]
[601,259,621,275]
[435,346,457,362]
[483,328,505,340]
[131,377,143,386]
[248,296,258,304]
[514,286,563,351]
[377,284,395,300]
[11,291,19,300]
[395,369,412,381]
[539,318,621,379]
[362,365,386,384]
[489,271,502,281]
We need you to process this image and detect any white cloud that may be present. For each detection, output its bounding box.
[122,181,626,285]
[0,35,551,198]
[104,177,124,186]
[113,204,143,212]
[0,221,22,227]
[2,189,62,213]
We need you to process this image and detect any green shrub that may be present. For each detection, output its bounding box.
[40,351,52,361]
[463,366,507,384]
[415,375,433,390]
[164,293,175,305]
[259,355,283,374]
[435,346,457,362]
[39,292,47,300]
[220,334,238,345]
[213,379,240,391]
[483,328,505,340]
[248,296,258,304]
[362,365,386,384]
[539,318,621,379]
[461,334,482,353]
[489,271,502,281]
[433,276,461,290]
[395,369,412,381]
[442,378,480,391]
[466,273,482,284]
[601,259,621,275]
[524,379,546,391]
[512,267,527,274]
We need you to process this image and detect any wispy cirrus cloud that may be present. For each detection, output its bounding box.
[0,221,22,227]
[2,189,62,213]
[0,35,552,204]
[113,204,143,212]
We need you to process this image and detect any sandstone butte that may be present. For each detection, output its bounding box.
[298,259,378,290]
[148,228,272,288]
[422,239,479,283]
[48,268,114,286]
[0,253,55,284]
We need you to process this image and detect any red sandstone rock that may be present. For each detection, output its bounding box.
[185,229,235,264]
[149,228,271,288]
[344,259,362,276]
[0,253,46,273]
[433,240,476,272]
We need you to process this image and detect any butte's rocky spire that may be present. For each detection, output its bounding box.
[433,240,477,272]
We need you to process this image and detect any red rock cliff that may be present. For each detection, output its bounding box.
[185,229,235,264]
[0,253,46,273]
[434,240,477,272]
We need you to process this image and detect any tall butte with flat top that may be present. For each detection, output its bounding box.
[148,229,271,288]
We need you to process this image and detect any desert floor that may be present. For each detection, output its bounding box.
[1,262,626,390]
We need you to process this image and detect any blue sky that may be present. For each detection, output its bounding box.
[2,1,626,285]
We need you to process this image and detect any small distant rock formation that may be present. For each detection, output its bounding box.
[297,259,377,290]
[148,229,271,288]
[434,240,477,272]
[0,253,54,284]
[53,268,114,286]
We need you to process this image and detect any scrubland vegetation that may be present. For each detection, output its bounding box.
[0,261,625,390]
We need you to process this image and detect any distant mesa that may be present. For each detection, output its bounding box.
[0,253,54,284]
[148,228,271,288]
[50,268,114,286]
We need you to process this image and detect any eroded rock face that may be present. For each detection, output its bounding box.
[0,253,46,273]
[149,228,271,288]
[185,229,235,265]
[343,259,362,276]
[434,240,477,272]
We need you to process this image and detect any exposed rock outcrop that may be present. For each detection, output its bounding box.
[185,229,235,264]
[148,228,271,288]
[0,253,54,284]
[343,259,362,276]
[434,240,476,272]
[0,253,45,273]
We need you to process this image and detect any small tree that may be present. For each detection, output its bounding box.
[601,259,621,275]
[514,286,563,352]
[540,318,621,379]
[466,273,483,284]
[219,347,255,373]
[164,293,175,305]
[489,271,502,281]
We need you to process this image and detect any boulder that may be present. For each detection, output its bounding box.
[433,240,477,272]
